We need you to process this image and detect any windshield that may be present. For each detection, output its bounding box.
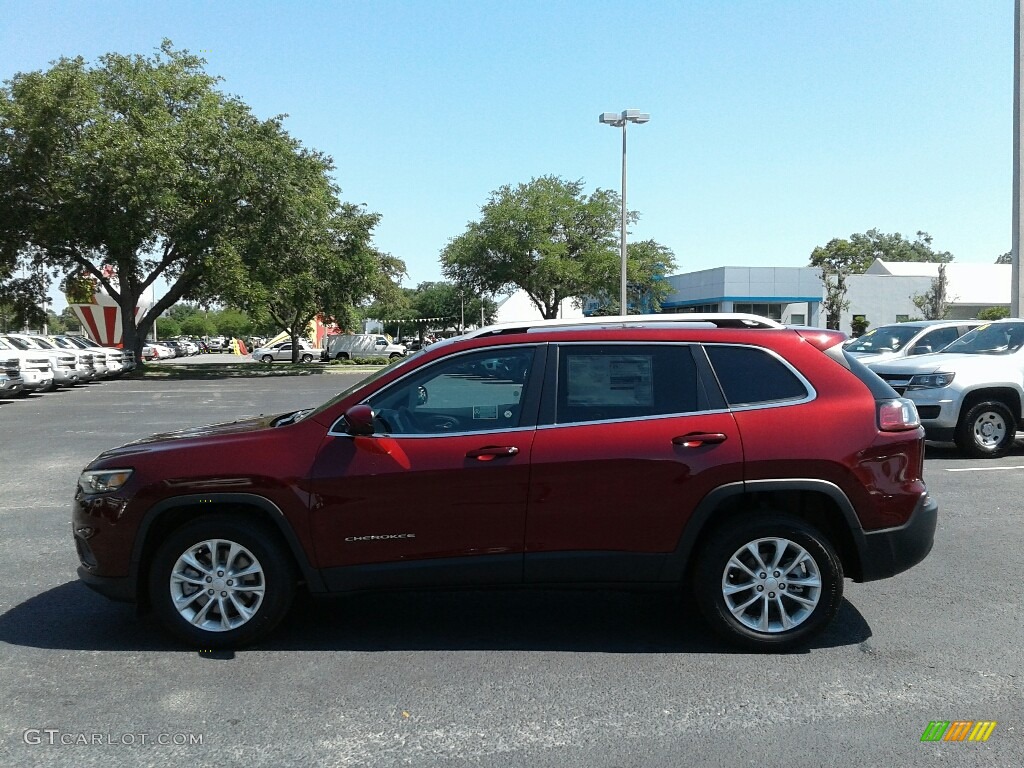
[845,325,921,353]
[2,336,32,350]
[939,322,1024,355]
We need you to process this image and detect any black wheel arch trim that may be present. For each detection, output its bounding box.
[129,492,326,593]
[671,479,870,581]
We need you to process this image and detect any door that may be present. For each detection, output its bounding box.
[525,343,744,583]
[309,344,544,588]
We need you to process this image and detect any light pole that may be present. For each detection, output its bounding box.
[599,108,650,315]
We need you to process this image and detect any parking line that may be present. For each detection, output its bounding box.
[945,465,1024,472]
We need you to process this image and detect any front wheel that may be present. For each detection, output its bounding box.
[955,400,1017,458]
[335,352,349,361]
[260,354,274,364]
[148,516,296,648]
[694,515,843,652]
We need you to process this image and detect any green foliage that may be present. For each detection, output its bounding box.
[215,123,406,362]
[0,40,337,363]
[977,306,1010,320]
[441,176,625,319]
[214,308,253,338]
[155,316,181,338]
[850,315,870,337]
[587,239,677,315]
[810,229,954,330]
[995,252,1012,265]
[179,313,216,337]
[910,263,953,320]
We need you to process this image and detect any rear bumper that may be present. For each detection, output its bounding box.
[857,493,938,582]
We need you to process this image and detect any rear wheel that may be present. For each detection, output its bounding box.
[694,514,843,651]
[300,353,314,364]
[955,400,1016,458]
[148,516,296,648]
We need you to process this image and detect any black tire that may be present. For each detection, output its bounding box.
[389,352,402,360]
[148,515,296,649]
[260,354,274,364]
[301,353,314,364]
[335,352,349,361]
[694,514,843,652]
[955,400,1017,458]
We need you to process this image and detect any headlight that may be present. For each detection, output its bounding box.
[907,372,955,389]
[78,469,133,495]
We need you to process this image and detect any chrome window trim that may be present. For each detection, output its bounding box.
[536,340,816,429]
[327,343,539,437]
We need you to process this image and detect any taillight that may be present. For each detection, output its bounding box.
[877,398,921,431]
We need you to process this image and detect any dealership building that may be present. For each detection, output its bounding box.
[658,260,1012,332]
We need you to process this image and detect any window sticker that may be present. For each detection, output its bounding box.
[567,355,653,406]
[473,405,498,419]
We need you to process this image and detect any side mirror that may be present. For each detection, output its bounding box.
[910,344,932,355]
[344,404,375,436]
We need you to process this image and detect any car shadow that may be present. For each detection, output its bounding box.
[924,439,1024,462]
[0,581,872,655]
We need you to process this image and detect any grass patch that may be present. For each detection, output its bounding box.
[129,363,333,380]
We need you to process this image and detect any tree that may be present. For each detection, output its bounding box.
[995,251,1012,264]
[586,239,677,315]
[218,131,406,362]
[976,306,1009,320]
[809,239,856,330]
[214,308,252,339]
[180,313,216,338]
[155,316,181,338]
[810,229,954,329]
[911,263,953,320]
[0,41,323,364]
[441,176,626,319]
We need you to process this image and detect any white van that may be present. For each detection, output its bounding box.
[322,334,406,361]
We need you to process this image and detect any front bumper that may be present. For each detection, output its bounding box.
[857,492,938,582]
[77,566,136,602]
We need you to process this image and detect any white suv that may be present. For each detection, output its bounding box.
[869,319,1024,457]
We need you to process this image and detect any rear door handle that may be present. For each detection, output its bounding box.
[672,432,728,447]
[466,446,520,460]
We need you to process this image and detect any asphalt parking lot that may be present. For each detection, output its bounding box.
[0,373,1022,767]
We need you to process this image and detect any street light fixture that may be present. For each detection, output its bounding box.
[599,108,650,315]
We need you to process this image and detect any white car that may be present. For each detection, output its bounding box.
[0,336,55,393]
[252,340,318,363]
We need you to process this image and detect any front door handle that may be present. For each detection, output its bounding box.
[672,432,728,448]
[466,446,520,460]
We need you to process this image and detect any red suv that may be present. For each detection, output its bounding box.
[73,314,937,651]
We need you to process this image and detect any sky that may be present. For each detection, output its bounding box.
[0,0,1014,310]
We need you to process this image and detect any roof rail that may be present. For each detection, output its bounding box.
[463,313,783,340]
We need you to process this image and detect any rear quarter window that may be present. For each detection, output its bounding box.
[704,345,809,406]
